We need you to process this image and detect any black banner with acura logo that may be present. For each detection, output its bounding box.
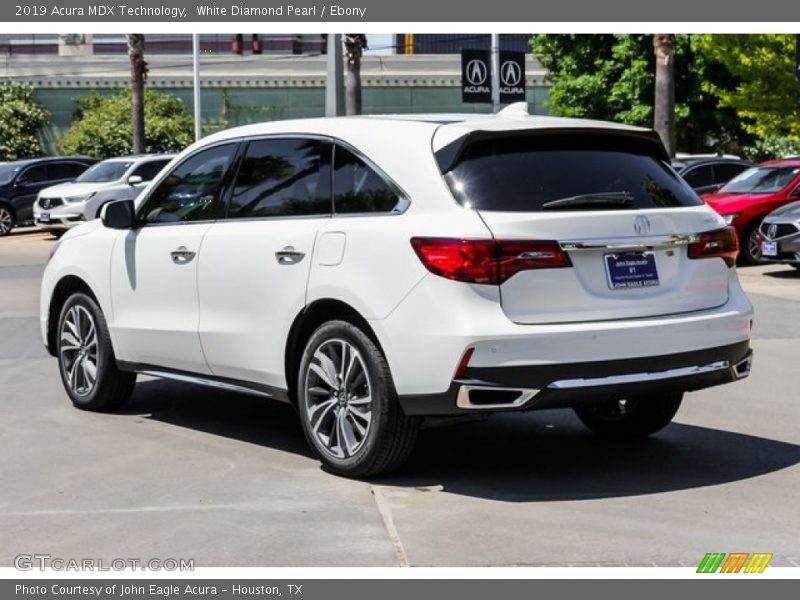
[461,49,525,103]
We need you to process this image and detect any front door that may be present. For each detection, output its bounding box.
[108,141,239,374]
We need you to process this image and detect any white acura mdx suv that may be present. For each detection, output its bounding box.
[41,105,754,477]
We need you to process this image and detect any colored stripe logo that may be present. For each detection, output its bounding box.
[697,553,773,573]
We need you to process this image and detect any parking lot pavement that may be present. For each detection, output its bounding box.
[1,230,798,567]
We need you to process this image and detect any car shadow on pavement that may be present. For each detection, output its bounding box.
[121,380,800,502]
[377,410,800,501]
[122,378,314,459]
[762,268,800,279]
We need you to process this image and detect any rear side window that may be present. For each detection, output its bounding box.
[228,138,330,219]
[50,162,90,181]
[714,163,750,184]
[333,145,401,213]
[132,159,170,182]
[682,165,714,188]
[443,134,703,211]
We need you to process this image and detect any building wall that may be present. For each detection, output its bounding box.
[35,85,551,154]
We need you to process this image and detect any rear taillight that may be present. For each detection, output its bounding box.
[410,238,571,284]
[687,226,739,267]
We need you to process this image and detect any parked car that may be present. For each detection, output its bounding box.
[702,160,800,264]
[33,154,175,232]
[757,200,800,269]
[0,157,98,236]
[672,156,753,195]
[41,106,754,477]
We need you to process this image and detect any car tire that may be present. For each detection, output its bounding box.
[0,204,15,237]
[56,292,136,412]
[573,392,683,438]
[740,221,763,266]
[297,319,420,478]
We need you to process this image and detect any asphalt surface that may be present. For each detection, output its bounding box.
[1,227,798,567]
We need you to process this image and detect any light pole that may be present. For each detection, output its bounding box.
[192,33,201,142]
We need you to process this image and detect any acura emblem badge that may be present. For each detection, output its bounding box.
[633,215,651,235]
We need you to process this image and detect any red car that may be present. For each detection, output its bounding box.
[702,159,800,264]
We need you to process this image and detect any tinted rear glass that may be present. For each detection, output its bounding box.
[443,135,703,211]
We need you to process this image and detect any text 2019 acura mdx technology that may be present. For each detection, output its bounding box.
[41,105,754,476]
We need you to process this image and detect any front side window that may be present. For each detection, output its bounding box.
[140,144,235,224]
[227,138,329,219]
[333,145,401,213]
[19,165,48,185]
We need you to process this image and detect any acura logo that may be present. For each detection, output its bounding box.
[41,199,51,209]
[465,59,488,86]
[768,224,777,238]
[633,215,651,235]
[501,61,522,87]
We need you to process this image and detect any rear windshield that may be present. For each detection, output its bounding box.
[442,135,703,212]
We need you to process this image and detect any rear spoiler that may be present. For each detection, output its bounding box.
[434,127,670,174]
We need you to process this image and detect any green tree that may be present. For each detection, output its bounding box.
[531,34,749,153]
[0,82,50,160]
[695,34,800,141]
[59,89,194,158]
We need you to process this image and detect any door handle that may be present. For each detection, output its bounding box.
[170,246,196,264]
[275,246,305,265]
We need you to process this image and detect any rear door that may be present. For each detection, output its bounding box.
[439,131,730,324]
[197,136,331,389]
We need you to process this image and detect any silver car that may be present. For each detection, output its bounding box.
[758,201,800,269]
[34,154,174,232]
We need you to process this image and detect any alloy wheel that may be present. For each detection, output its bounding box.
[59,305,99,397]
[748,227,761,262]
[0,208,13,235]
[303,338,373,459]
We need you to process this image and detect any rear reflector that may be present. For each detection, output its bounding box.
[410,238,571,284]
[454,347,475,379]
[687,226,739,267]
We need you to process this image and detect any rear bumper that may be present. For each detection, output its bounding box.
[399,341,752,415]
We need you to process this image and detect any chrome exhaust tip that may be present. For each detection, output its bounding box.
[732,353,753,380]
[455,385,539,410]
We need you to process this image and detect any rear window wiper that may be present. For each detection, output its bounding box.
[541,192,634,209]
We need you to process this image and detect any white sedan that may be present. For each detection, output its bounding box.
[34,154,174,231]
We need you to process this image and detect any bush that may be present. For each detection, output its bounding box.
[0,82,50,160]
[59,89,194,158]
[744,136,800,162]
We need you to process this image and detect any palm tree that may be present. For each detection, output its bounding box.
[653,34,676,157]
[344,34,367,116]
[126,34,148,154]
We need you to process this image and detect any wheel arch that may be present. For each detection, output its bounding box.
[284,298,385,405]
[46,275,98,357]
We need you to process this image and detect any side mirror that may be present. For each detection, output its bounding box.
[790,186,800,199]
[101,199,136,230]
[127,175,143,186]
